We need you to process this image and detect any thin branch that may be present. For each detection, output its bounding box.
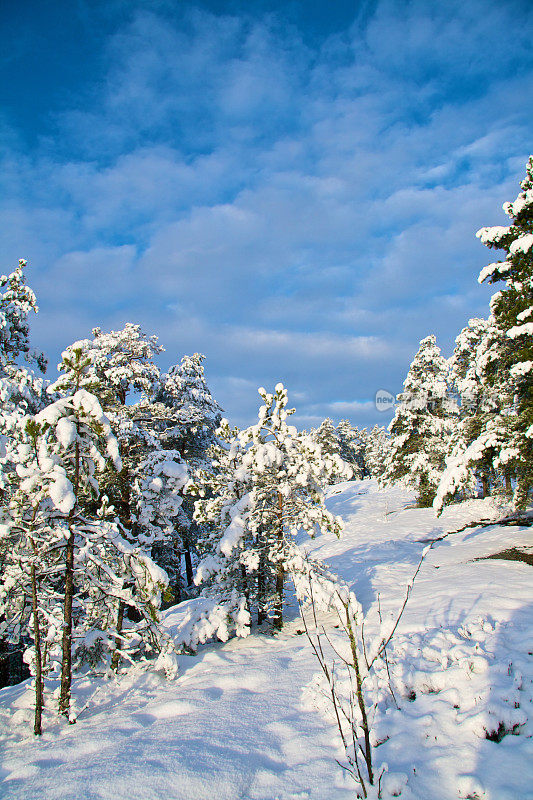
[368,543,431,671]
[377,593,399,709]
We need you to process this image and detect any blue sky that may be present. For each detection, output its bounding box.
[1,0,532,428]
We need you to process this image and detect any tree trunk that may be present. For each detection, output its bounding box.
[273,493,284,631]
[344,603,374,787]
[481,474,490,498]
[515,478,531,510]
[172,542,182,603]
[111,601,125,672]
[119,465,132,531]
[257,550,266,625]
[240,564,250,609]
[30,563,43,736]
[59,530,75,720]
[184,546,194,587]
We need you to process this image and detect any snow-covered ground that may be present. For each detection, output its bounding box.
[0,480,532,800]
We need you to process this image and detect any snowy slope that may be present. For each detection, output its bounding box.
[0,480,532,800]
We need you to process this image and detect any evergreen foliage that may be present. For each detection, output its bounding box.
[365,425,389,479]
[0,384,175,729]
[435,158,533,512]
[0,260,47,494]
[383,335,455,507]
[475,158,533,507]
[336,420,365,478]
[311,417,353,484]
[188,384,348,642]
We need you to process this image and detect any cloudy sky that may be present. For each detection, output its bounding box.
[1,0,532,428]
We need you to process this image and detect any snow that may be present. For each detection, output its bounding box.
[0,479,531,800]
[218,493,250,556]
[510,361,533,377]
[517,306,533,322]
[477,260,509,284]
[54,418,76,449]
[47,467,75,514]
[160,460,188,481]
[508,321,533,339]
[475,225,510,245]
[503,188,533,217]
[509,233,533,255]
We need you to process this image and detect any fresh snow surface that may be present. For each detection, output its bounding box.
[0,480,532,800]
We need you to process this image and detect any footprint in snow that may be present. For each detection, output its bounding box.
[202,686,224,700]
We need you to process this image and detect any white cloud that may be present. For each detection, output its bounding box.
[1,0,532,426]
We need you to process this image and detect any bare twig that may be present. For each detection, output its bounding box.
[377,594,399,709]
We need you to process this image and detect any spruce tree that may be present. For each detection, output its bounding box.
[383,335,455,506]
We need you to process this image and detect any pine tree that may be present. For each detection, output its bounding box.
[311,418,351,485]
[434,317,509,509]
[0,259,46,373]
[155,353,222,457]
[0,260,47,494]
[0,259,47,692]
[1,384,175,728]
[1,337,177,728]
[383,335,455,506]
[2,383,122,722]
[189,385,348,641]
[474,157,533,508]
[434,157,533,514]
[49,324,164,529]
[336,420,365,479]
[151,353,222,593]
[365,425,389,479]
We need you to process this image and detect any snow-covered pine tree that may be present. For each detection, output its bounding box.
[313,417,340,458]
[434,317,510,510]
[150,353,222,593]
[49,324,164,528]
[2,380,122,721]
[189,384,349,640]
[131,447,189,601]
[0,260,47,494]
[50,329,190,655]
[0,259,47,689]
[383,335,455,506]
[89,323,163,407]
[365,425,389,479]
[336,420,365,479]
[474,157,533,508]
[1,373,176,729]
[184,418,256,644]
[311,417,351,485]
[155,353,222,458]
[0,429,59,733]
[0,259,46,374]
